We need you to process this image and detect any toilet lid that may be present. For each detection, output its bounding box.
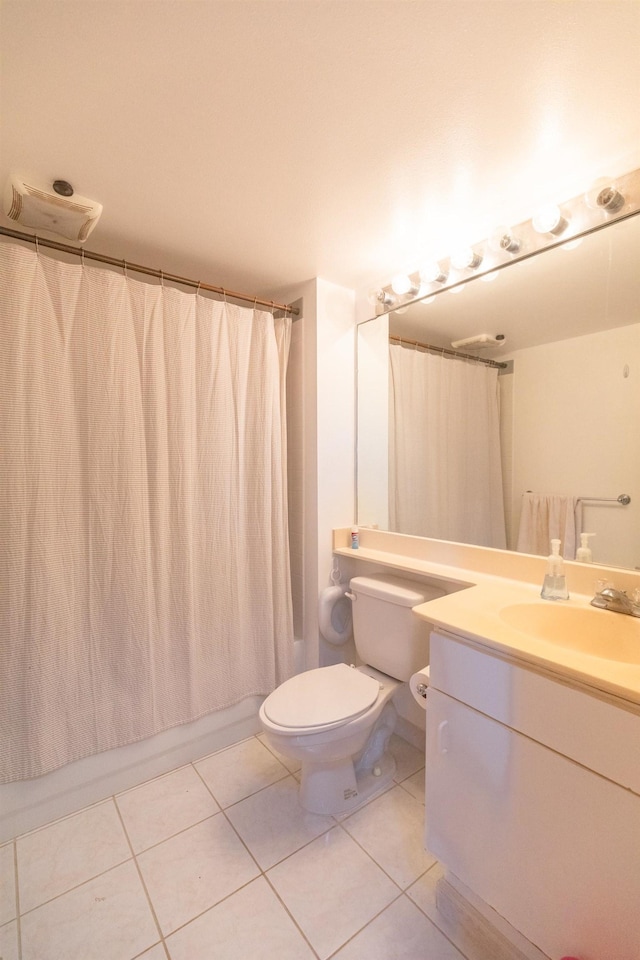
[263,664,380,730]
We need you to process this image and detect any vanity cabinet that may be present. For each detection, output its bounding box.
[426,630,640,960]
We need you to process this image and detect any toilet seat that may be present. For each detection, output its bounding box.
[262,663,380,732]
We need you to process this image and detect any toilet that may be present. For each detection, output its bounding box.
[259,573,445,814]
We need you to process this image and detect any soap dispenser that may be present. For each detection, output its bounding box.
[576,532,595,563]
[541,538,569,601]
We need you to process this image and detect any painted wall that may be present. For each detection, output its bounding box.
[273,278,357,670]
[506,323,640,569]
[356,312,389,531]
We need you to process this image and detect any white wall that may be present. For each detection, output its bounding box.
[315,279,357,665]
[272,278,357,670]
[506,323,640,568]
[286,304,305,642]
[356,313,389,530]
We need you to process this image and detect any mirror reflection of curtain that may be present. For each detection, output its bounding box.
[389,343,506,548]
[0,241,294,782]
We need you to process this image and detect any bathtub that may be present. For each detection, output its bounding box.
[0,696,264,843]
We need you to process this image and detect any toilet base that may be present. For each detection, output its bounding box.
[299,749,396,816]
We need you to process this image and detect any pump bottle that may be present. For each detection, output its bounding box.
[576,532,595,563]
[541,538,569,601]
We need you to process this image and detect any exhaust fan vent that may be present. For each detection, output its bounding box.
[450,334,505,350]
[3,175,102,242]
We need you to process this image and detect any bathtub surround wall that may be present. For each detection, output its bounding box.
[0,242,294,784]
[0,697,262,843]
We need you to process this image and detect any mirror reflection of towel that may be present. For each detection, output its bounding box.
[516,493,582,559]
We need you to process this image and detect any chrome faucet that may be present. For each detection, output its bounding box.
[590,585,640,617]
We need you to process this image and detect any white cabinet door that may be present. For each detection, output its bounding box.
[426,688,640,960]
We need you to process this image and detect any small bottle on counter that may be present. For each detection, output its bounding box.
[350,525,359,549]
[541,538,569,601]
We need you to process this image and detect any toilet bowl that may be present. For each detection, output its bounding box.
[259,663,401,814]
[260,574,446,815]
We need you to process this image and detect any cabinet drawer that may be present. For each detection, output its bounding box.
[429,630,640,793]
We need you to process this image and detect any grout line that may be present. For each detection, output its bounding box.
[323,890,407,960]
[405,863,476,960]
[113,796,167,954]
[261,872,323,960]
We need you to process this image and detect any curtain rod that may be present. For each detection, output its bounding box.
[390,335,507,369]
[0,225,299,316]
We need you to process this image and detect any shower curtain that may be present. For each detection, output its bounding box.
[389,342,506,548]
[0,241,294,783]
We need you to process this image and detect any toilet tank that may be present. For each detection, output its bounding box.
[349,574,446,680]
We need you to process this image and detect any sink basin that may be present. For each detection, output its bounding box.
[499,603,640,664]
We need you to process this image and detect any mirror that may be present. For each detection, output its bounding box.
[357,210,640,571]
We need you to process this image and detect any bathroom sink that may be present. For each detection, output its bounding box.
[499,603,640,664]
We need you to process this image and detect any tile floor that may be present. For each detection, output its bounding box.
[0,733,472,960]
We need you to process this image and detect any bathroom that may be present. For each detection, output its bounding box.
[1,2,640,959]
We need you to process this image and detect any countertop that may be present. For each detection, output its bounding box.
[334,541,640,709]
[415,580,640,709]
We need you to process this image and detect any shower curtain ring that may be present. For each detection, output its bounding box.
[34,235,40,257]
[122,259,128,279]
[159,269,164,288]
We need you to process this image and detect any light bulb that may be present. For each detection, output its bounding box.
[367,288,395,307]
[585,177,625,214]
[532,204,569,236]
[419,261,448,285]
[391,274,418,296]
[451,247,483,271]
[489,225,521,254]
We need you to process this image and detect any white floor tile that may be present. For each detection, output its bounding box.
[342,785,436,888]
[116,764,220,853]
[166,877,316,960]
[136,945,169,959]
[195,738,289,807]
[0,919,19,960]
[267,825,399,960]
[17,800,131,913]
[399,766,426,804]
[225,775,333,869]
[137,813,259,935]
[331,894,466,960]
[20,860,159,960]
[0,843,16,925]
[406,861,444,922]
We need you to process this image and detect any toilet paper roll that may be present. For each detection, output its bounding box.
[317,583,353,645]
[410,667,430,709]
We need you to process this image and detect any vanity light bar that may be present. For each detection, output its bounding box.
[374,166,640,314]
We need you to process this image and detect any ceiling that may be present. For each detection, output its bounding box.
[1,0,640,304]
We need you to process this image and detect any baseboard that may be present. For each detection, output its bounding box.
[436,877,550,960]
